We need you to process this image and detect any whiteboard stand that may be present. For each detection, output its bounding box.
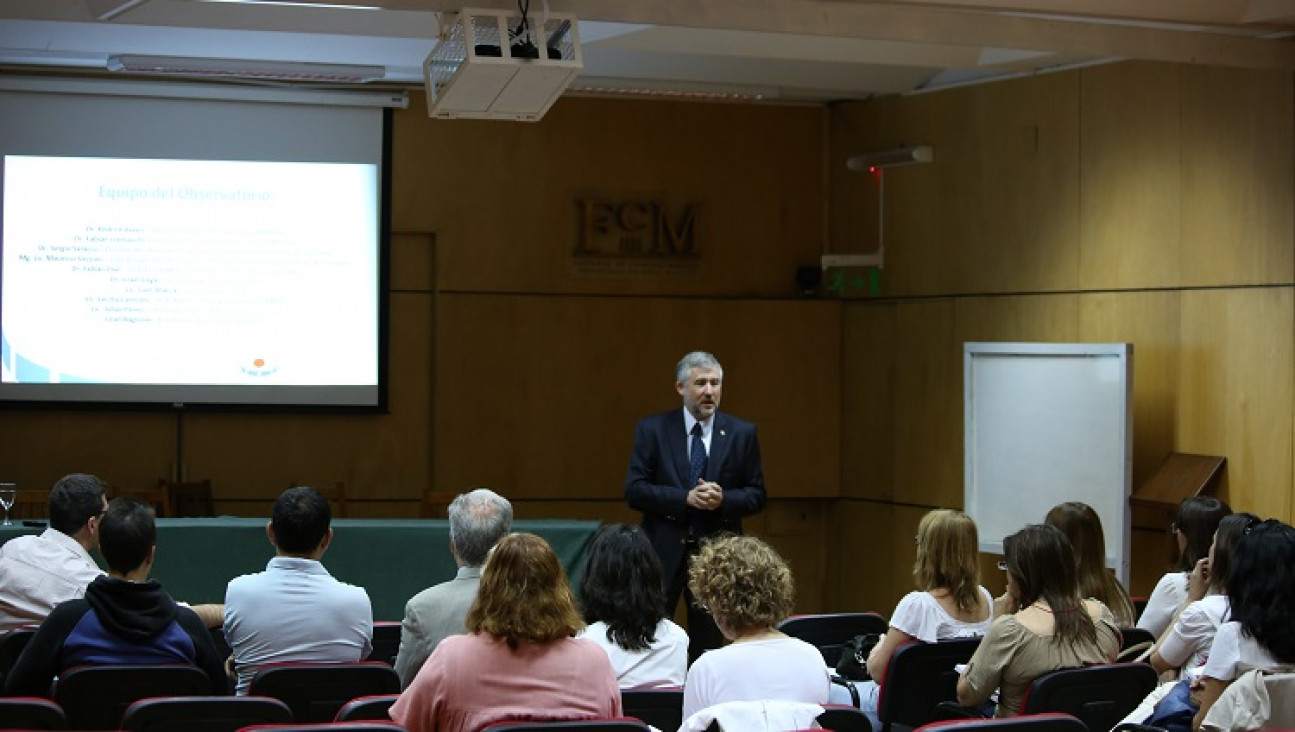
[964,342,1133,585]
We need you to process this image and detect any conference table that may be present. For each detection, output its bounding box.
[0,518,601,620]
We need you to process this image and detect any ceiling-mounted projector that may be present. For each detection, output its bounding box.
[423,8,582,122]
[846,145,934,171]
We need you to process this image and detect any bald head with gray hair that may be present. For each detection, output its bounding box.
[675,351,723,384]
[447,488,513,568]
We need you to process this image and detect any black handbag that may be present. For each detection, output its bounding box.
[835,632,882,681]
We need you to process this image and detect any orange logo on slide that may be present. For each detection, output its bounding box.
[240,357,278,377]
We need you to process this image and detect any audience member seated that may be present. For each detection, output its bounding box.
[224,485,373,695]
[393,488,512,689]
[956,523,1120,717]
[0,474,109,632]
[1191,519,1295,731]
[390,532,621,732]
[577,523,688,689]
[1138,496,1232,638]
[4,497,229,696]
[1044,501,1137,626]
[681,534,830,721]
[0,473,224,632]
[1118,512,1257,729]
[859,509,993,719]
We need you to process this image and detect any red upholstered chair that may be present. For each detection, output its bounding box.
[122,696,293,732]
[482,721,651,731]
[367,621,401,665]
[0,697,67,730]
[775,612,889,665]
[0,626,37,682]
[248,662,401,723]
[54,664,212,730]
[239,724,406,732]
[875,638,981,732]
[335,694,400,722]
[1019,663,1159,732]
[916,712,1088,732]
[619,687,683,732]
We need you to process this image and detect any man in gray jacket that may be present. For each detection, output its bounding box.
[393,488,512,688]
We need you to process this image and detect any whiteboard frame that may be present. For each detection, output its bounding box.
[964,342,1133,585]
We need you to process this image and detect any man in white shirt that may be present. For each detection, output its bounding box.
[0,474,108,632]
[392,488,512,688]
[223,485,373,694]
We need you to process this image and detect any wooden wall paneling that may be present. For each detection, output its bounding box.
[1078,62,1183,290]
[891,299,961,508]
[761,499,832,613]
[833,500,932,617]
[1179,66,1294,287]
[0,410,173,496]
[852,74,1081,297]
[1078,291,1182,496]
[841,302,897,501]
[433,295,841,504]
[1177,288,1293,521]
[395,96,826,298]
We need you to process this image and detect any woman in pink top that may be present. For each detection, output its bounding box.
[390,532,621,732]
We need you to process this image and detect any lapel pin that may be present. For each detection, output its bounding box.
[720,430,726,436]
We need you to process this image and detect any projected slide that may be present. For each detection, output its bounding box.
[2,155,379,389]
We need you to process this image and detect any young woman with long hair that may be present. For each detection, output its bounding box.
[1044,501,1137,626]
[1138,496,1231,637]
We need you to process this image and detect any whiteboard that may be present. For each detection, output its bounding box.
[964,343,1133,584]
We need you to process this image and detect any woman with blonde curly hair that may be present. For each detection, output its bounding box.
[681,534,830,720]
[390,533,620,732]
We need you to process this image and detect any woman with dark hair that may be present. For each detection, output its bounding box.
[390,533,620,732]
[1192,519,1295,730]
[1139,497,1232,637]
[577,524,687,688]
[956,524,1120,717]
[1116,512,1259,729]
[1044,501,1137,626]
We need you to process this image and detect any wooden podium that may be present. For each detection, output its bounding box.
[1129,453,1226,531]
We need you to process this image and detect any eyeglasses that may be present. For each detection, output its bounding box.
[996,560,1009,571]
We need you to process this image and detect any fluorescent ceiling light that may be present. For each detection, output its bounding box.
[197,0,381,9]
[107,55,386,83]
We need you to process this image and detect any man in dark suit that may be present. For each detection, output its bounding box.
[625,350,766,662]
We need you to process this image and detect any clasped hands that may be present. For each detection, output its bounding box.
[687,480,724,511]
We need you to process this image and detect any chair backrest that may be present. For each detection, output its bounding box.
[0,697,68,730]
[775,612,889,665]
[817,704,872,732]
[0,626,37,682]
[238,724,406,732]
[1020,663,1159,732]
[122,695,294,732]
[248,662,401,723]
[482,720,651,731]
[876,638,981,732]
[367,621,401,665]
[54,664,212,730]
[619,687,683,732]
[915,712,1088,732]
[335,694,400,722]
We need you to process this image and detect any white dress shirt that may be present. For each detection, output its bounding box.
[0,528,103,632]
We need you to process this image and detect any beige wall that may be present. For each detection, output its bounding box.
[833,61,1295,615]
[1,62,1292,619]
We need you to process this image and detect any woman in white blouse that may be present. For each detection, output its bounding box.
[859,509,994,716]
[1138,496,1231,637]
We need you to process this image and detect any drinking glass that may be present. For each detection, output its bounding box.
[0,483,16,526]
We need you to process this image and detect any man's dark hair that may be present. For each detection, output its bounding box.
[99,497,156,574]
[49,473,108,536]
[271,486,331,554]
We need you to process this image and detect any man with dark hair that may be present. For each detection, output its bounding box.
[0,473,108,631]
[4,498,229,695]
[223,485,373,694]
[393,487,512,688]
